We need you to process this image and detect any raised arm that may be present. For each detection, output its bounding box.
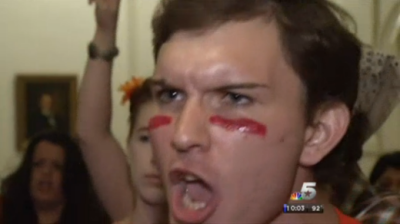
[77,0,133,221]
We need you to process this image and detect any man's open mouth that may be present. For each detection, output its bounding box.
[169,168,220,223]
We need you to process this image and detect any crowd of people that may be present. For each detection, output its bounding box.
[1,0,400,223]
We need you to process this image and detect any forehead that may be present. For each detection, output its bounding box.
[34,141,64,160]
[155,19,291,86]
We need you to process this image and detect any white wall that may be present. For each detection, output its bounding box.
[375,0,400,155]
[127,0,159,77]
[0,0,131,178]
[331,0,375,44]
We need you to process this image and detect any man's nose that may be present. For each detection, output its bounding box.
[171,99,210,153]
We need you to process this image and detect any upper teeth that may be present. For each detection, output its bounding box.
[184,174,198,182]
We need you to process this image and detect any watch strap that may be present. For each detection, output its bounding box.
[88,42,119,62]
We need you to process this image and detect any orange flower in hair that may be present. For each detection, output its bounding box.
[119,77,145,105]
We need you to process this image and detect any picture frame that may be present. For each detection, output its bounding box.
[15,74,78,150]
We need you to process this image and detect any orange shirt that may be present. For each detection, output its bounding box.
[112,208,360,224]
[336,208,361,224]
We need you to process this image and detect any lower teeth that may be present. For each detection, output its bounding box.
[183,188,206,210]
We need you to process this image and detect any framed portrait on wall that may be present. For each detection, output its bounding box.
[15,75,77,150]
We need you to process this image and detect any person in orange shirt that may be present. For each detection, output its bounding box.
[148,0,364,223]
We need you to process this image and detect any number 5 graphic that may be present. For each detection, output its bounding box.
[301,182,317,200]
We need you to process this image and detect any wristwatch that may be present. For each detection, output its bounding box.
[88,42,119,62]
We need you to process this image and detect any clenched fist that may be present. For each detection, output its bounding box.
[89,0,121,32]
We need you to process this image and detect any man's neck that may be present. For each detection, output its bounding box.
[132,197,167,224]
[35,202,64,224]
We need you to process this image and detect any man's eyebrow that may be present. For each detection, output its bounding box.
[149,79,268,91]
[149,78,171,87]
[215,83,269,91]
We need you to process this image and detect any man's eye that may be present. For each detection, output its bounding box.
[139,135,150,143]
[223,92,252,105]
[156,88,185,104]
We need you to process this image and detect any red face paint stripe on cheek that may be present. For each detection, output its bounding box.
[148,115,172,130]
[209,115,267,137]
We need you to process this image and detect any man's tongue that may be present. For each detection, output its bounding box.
[186,182,212,202]
[182,182,213,210]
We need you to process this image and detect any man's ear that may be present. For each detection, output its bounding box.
[299,103,350,167]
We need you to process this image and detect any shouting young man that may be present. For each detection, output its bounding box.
[148,0,364,223]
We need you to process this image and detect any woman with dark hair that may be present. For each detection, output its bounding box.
[370,151,400,193]
[0,131,110,224]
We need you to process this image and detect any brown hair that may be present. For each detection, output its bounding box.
[128,78,153,137]
[152,0,365,206]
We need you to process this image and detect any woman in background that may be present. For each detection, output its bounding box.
[0,131,110,224]
[370,151,400,193]
[77,0,167,223]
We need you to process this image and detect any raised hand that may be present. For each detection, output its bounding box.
[89,0,121,32]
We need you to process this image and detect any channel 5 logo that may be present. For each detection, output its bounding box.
[290,182,316,201]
